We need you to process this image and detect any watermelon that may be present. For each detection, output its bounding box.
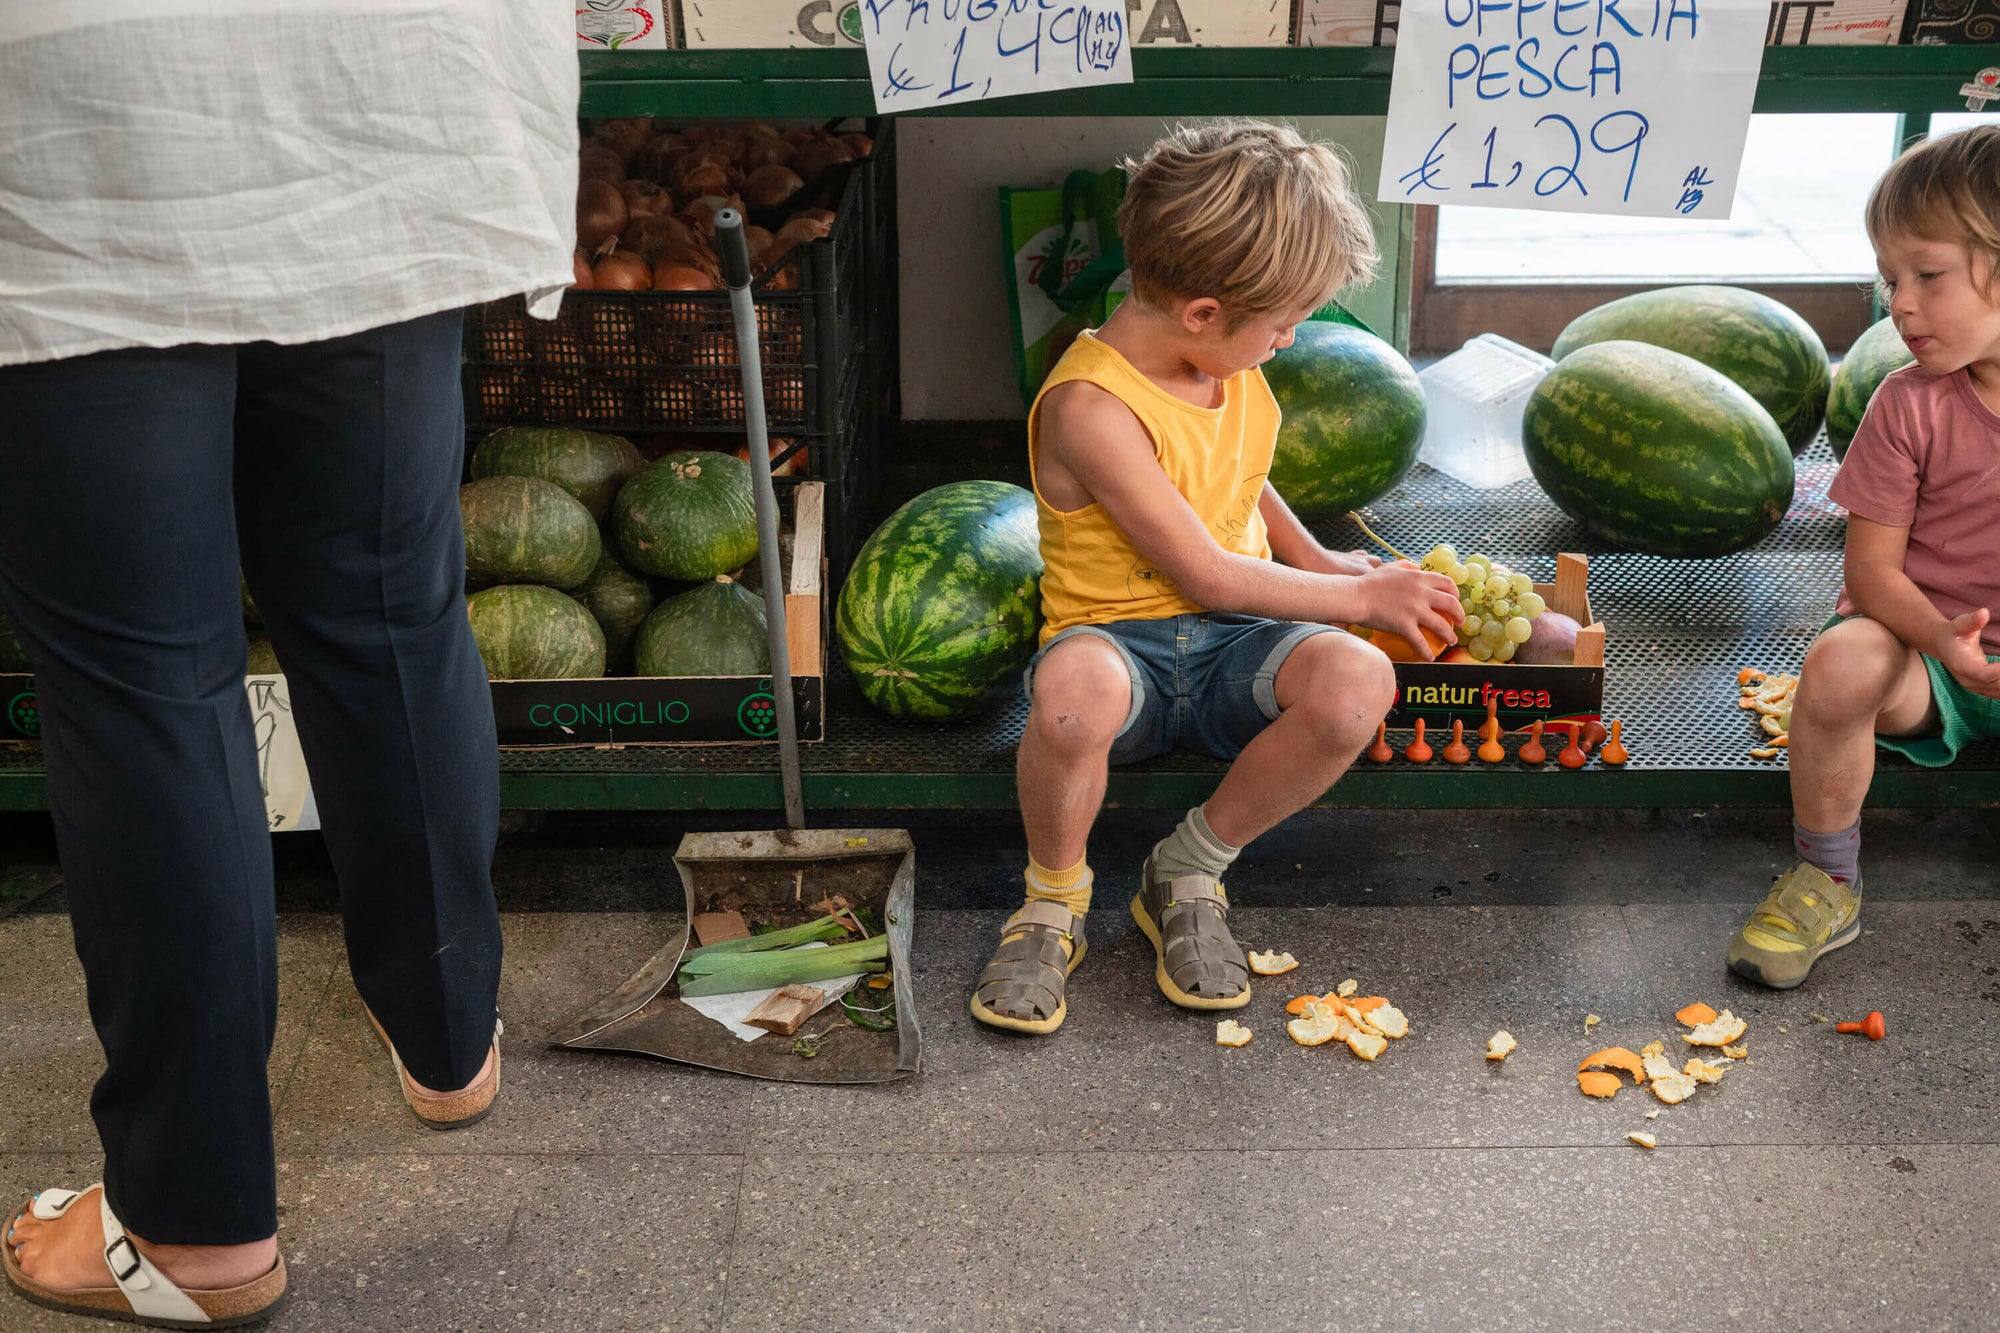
[1523,341,1795,558]
[461,476,601,590]
[1827,316,1916,461]
[469,426,646,524]
[633,577,769,678]
[466,585,606,680]
[1550,285,1831,455]
[614,451,758,582]
[245,633,282,676]
[836,480,1043,721]
[576,550,657,674]
[1263,323,1426,519]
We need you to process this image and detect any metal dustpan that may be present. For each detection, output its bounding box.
[554,212,921,1083]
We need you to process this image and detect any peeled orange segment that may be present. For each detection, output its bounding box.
[1675,1002,1720,1027]
[1578,1047,1647,1083]
[1248,950,1299,976]
[1345,1030,1388,1061]
[1577,1070,1622,1098]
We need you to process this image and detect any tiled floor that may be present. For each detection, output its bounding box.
[2,808,1996,1331]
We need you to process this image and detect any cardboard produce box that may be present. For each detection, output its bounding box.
[679,0,1293,48]
[493,483,827,748]
[578,1,678,49]
[1903,0,2000,43]
[1382,553,1607,736]
[1298,0,1906,45]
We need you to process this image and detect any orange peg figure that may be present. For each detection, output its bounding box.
[1582,719,1609,753]
[1518,719,1547,766]
[1558,722,1587,768]
[1368,722,1394,764]
[1478,729,1506,763]
[1479,695,1501,744]
[1836,1011,1886,1041]
[1443,719,1472,764]
[1600,720,1629,765]
[1404,718,1433,764]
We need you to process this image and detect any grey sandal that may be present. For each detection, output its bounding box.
[1130,854,1251,1010]
[970,899,1087,1035]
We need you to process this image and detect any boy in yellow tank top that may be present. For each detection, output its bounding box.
[972,122,1464,1034]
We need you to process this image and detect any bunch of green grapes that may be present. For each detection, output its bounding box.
[1418,544,1546,663]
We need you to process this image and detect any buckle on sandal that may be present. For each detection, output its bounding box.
[105,1235,143,1283]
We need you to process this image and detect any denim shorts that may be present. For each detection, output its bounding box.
[1022,613,1335,763]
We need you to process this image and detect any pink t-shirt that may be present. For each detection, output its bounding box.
[1830,363,2000,650]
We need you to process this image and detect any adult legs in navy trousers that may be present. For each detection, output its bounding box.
[0,310,501,1245]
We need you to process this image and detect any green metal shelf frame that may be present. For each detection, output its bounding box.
[580,45,1991,120]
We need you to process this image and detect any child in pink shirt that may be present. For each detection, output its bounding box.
[1728,125,2000,989]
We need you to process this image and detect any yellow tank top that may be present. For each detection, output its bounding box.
[1029,331,1279,642]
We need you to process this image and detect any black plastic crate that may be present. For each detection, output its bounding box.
[463,122,890,439]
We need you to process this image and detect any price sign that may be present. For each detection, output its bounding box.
[858,1,1133,113]
[1379,0,1766,218]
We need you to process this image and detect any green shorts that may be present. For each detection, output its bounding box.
[1826,614,2000,768]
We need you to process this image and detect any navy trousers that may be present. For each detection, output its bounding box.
[0,310,501,1244]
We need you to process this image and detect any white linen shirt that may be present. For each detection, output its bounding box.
[0,1,578,367]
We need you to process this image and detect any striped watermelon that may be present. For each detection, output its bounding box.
[1523,341,1795,558]
[1263,323,1426,518]
[836,481,1043,721]
[1826,316,1915,461]
[1551,286,1831,455]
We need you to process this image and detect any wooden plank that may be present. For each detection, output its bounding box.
[745,984,828,1035]
[692,910,751,946]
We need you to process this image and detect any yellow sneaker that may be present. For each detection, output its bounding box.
[1726,863,1862,990]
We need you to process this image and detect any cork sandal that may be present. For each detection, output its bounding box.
[5,1185,287,1329]
[362,1006,504,1130]
[970,900,1088,1035]
[1130,854,1251,1011]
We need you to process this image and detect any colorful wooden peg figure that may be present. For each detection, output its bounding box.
[1836,1011,1886,1040]
[1600,719,1629,765]
[1518,718,1547,766]
[1367,721,1394,764]
[1477,726,1507,764]
[1581,719,1609,753]
[1443,718,1472,764]
[1405,717,1433,763]
[1558,722,1587,769]
[1479,695,1501,745]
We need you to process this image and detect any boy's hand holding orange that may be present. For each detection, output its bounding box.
[1354,561,1463,661]
[1935,607,2000,700]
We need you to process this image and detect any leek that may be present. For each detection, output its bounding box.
[679,915,851,961]
[676,936,889,997]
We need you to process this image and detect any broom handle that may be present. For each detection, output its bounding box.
[716,210,805,830]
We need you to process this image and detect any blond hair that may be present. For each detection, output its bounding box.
[1117,120,1378,321]
[1866,124,2000,294]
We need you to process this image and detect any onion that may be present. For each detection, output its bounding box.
[673,156,736,199]
[839,132,874,158]
[792,207,838,227]
[700,128,749,163]
[742,137,793,171]
[571,249,595,289]
[591,118,653,163]
[621,214,697,263]
[651,239,723,279]
[790,138,856,182]
[576,179,629,250]
[744,225,777,269]
[618,179,676,219]
[578,145,626,183]
[683,194,743,234]
[742,164,805,209]
[636,133,690,182]
[773,215,833,251]
[652,261,720,292]
[592,250,653,291]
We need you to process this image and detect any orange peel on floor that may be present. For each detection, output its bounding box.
[1628,1131,1657,1149]
[1684,1010,1748,1047]
[1486,1031,1517,1061]
[1722,1043,1748,1060]
[1286,1001,1340,1047]
[1579,1047,1648,1083]
[1675,1002,1719,1026]
[1285,993,1321,1016]
[1640,1050,1680,1084]
[1345,1029,1388,1061]
[1684,1058,1727,1085]
[1215,1020,1252,1047]
[1348,995,1388,1013]
[1248,950,1299,976]
[1577,1070,1622,1098]
[1335,978,1359,998]
[1360,1003,1409,1039]
[1649,1070,1699,1105]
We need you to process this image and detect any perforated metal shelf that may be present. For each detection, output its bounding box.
[1,439,1993,812]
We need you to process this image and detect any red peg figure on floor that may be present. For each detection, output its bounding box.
[1836,1011,1886,1040]
[1600,720,1629,765]
[1518,718,1547,766]
[1404,718,1433,763]
[1479,696,1501,745]
[1367,721,1394,764]
[1443,718,1472,764]
[1558,722,1587,769]
[1581,719,1609,754]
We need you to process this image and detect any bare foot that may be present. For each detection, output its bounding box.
[404,1043,496,1100]
[9,1187,276,1293]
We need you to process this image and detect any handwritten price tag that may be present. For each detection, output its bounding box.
[1379,0,1767,218]
[858,0,1133,113]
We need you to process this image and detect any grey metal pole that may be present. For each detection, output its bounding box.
[715,209,805,829]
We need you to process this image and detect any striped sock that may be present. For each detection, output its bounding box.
[1794,818,1860,885]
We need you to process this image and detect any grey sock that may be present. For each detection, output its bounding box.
[1794,818,1860,885]
[1152,804,1241,883]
